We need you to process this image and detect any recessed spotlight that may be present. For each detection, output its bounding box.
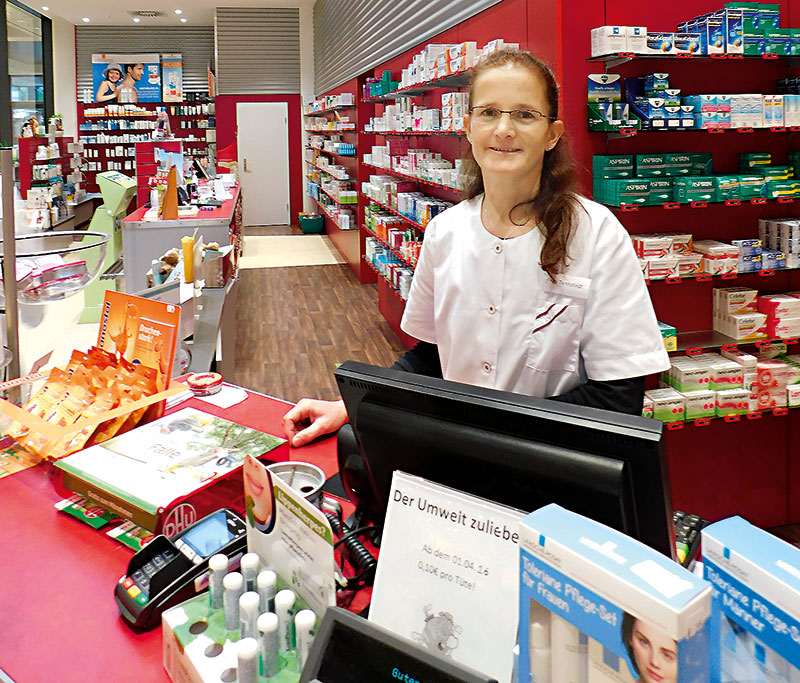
[82,17,90,22]
[132,17,140,22]
[41,6,49,10]
[180,17,187,22]
[174,9,182,14]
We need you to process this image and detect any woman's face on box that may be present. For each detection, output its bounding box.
[630,619,678,683]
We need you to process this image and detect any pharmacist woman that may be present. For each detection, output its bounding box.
[283,48,670,448]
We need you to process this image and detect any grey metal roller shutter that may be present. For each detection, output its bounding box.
[314,0,502,94]
[214,7,300,95]
[75,26,214,95]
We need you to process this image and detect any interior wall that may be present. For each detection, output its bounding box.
[46,13,76,138]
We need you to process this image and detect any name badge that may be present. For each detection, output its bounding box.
[543,274,591,299]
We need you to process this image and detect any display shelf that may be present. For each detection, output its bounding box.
[363,257,408,297]
[587,52,796,69]
[674,330,800,355]
[660,404,797,431]
[304,159,352,180]
[644,267,798,286]
[318,187,357,207]
[363,224,416,269]
[363,69,473,102]
[311,197,355,230]
[608,197,800,212]
[83,112,157,118]
[304,128,356,134]
[362,129,466,137]
[303,104,355,116]
[306,145,356,159]
[362,161,461,193]
[607,126,800,139]
[361,194,426,231]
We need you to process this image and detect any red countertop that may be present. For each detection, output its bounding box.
[122,183,240,225]
[0,385,339,683]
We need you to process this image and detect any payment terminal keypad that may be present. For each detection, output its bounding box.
[673,510,707,568]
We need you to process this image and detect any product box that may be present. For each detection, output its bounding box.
[715,387,749,416]
[673,176,716,203]
[642,394,654,418]
[627,26,648,53]
[715,311,768,340]
[646,256,679,280]
[721,347,758,371]
[592,154,634,178]
[645,387,686,421]
[703,516,800,683]
[675,32,702,53]
[519,504,712,683]
[659,321,677,351]
[683,390,717,419]
[767,316,800,339]
[646,33,676,54]
[758,294,800,318]
[677,252,703,277]
[788,383,800,406]
[588,74,622,103]
[591,26,629,56]
[714,286,758,314]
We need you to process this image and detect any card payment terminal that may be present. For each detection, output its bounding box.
[115,508,247,631]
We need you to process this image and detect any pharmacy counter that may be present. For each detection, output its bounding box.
[0,385,338,683]
[121,184,242,293]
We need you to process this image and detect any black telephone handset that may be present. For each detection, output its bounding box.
[114,508,247,632]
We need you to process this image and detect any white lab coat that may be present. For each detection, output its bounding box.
[400,194,670,397]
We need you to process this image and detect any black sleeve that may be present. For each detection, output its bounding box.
[549,376,646,416]
[390,341,443,378]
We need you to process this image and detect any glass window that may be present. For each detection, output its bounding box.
[7,2,44,138]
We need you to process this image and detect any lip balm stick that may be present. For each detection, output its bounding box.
[275,589,296,652]
[237,637,259,683]
[258,612,279,678]
[257,569,277,614]
[241,553,260,593]
[239,591,260,639]
[223,572,244,632]
[208,554,228,610]
[294,610,316,672]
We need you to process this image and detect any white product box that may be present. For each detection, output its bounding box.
[591,25,628,56]
[645,387,686,421]
[519,505,711,683]
[683,389,717,419]
[626,26,648,53]
[703,517,800,683]
[713,287,759,314]
[720,347,758,371]
[788,384,800,407]
[632,235,672,258]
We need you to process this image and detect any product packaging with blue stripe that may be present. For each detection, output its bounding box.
[702,516,800,683]
[519,504,711,683]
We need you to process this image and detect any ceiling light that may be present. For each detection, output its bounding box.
[133,17,140,22]
[180,17,187,22]
[174,9,182,14]
[82,17,90,22]
[41,6,49,10]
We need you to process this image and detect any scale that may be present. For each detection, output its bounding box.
[80,171,136,323]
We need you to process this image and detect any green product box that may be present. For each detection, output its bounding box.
[765,179,800,198]
[791,30,800,55]
[635,154,667,177]
[743,34,766,54]
[587,102,641,132]
[649,179,673,204]
[715,175,741,201]
[761,165,794,179]
[690,153,713,175]
[663,154,694,176]
[658,321,677,351]
[738,174,767,198]
[601,179,651,206]
[592,155,634,179]
[673,176,716,203]
[739,152,771,171]
[684,390,717,420]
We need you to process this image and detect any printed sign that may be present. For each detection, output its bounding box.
[92,53,161,103]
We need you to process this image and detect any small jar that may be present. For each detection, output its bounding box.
[187,372,223,396]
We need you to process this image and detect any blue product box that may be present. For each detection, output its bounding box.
[644,72,670,94]
[738,253,763,273]
[519,504,711,683]
[725,8,744,53]
[588,74,622,103]
[675,32,702,54]
[703,517,800,683]
[647,32,676,54]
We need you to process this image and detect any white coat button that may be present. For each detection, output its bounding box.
[488,305,496,315]
[494,244,503,254]
[482,362,492,374]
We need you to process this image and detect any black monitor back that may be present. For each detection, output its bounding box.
[335,361,674,558]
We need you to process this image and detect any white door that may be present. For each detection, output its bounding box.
[236,102,290,225]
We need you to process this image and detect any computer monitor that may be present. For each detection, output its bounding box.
[334,361,676,559]
[300,607,498,683]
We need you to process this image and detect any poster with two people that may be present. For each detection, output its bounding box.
[92,53,183,103]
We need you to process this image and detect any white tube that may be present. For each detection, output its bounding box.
[241,553,260,593]
[257,569,277,614]
[530,619,551,683]
[551,614,588,683]
[258,612,280,678]
[294,610,316,672]
[208,554,228,610]
[223,572,244,632]
[239,591,260,640]
[274,589,296,652]
[237,637,259,683]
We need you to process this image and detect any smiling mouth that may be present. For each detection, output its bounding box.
[245,470,264,497]
[647,669,664,682]
[490,146,521,153]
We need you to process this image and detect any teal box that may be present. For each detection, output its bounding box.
[592,155,634,179]
[674,176,716,203]
[715,175,741,200]
[738,174,766,199]
[635,154,667,177]
[649,178,673,203]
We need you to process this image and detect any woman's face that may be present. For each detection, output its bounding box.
[107,69,122,83]
[243,454,273,525]
[465,64,563,186]
[630,619,678,683]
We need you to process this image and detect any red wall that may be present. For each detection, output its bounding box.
[215,94,304,220]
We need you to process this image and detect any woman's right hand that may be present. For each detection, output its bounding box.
[282,398,348,447]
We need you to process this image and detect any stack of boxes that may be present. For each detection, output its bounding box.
[758,293,800,341]
[305,92,354,113]
[363,142,463,191]
[440,91,468,133]
[361,175,452,227]
[590,2,790,58]
[759,216,800,269]
[632,233,700,280]
[714,286,767,340]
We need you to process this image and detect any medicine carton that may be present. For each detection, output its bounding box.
[588,74,622,103]
[645,387,685,421]
[683,390,717,419]
[626,26,648,53]
[714,286,759,314]
[715,387,749,416]
[703,516,800,683]
[659,321,677,351]
[788,383,800,406]
[591,26,628,56]
[519,504,711,683]
[758,294,800,318]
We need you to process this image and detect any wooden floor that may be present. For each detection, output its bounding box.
[228,224,406,403]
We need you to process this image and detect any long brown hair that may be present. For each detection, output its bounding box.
[462,49,579,282]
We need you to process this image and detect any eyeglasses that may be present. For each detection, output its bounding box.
[468,105,555,126]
